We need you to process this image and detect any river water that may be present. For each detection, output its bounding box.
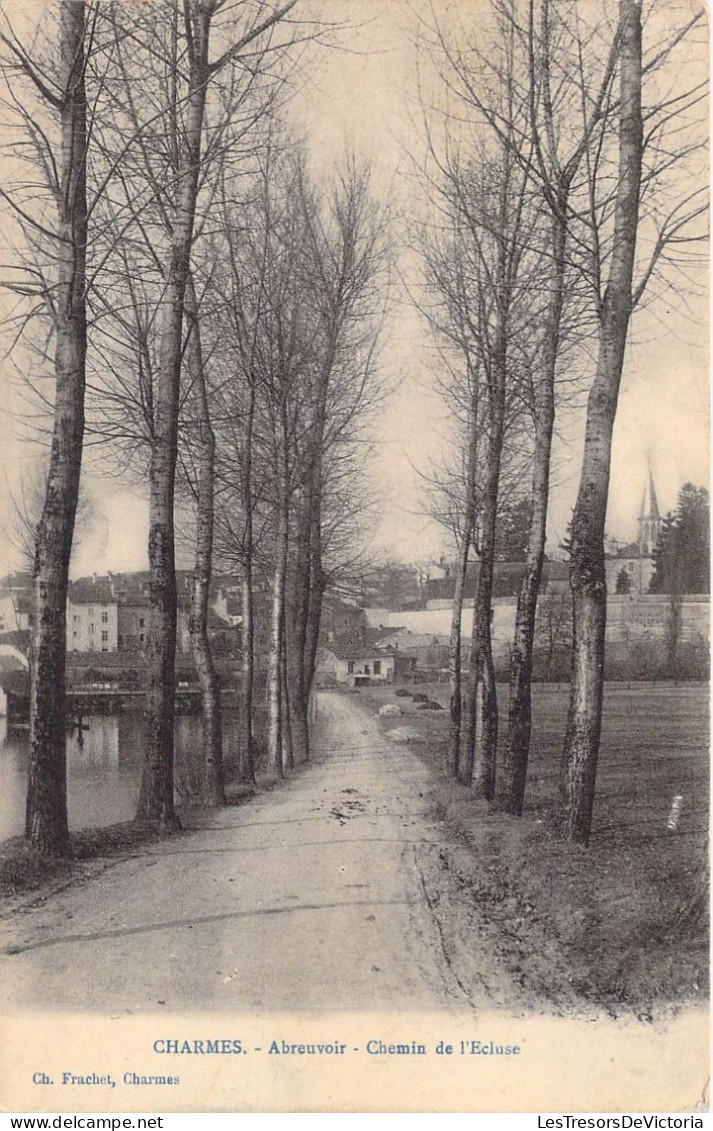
[0,707,242,840]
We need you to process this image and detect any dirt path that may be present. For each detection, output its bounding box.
[1,693,494,1013]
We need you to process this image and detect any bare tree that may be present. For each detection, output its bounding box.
[560,0,643,842]
[414,0,705,826]
[141,0,297,826]
[501,0,621,816]
[0,2,93,854]
[86,0,304,823]
[413,221,484,778]
[285,155,389,763]
[560,0,706,843]
[412,0,557,794]
[184,274,225,804]
[212,145,388,779]
[214,178,274,786]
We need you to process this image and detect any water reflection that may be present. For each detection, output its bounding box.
[0,708,239,839]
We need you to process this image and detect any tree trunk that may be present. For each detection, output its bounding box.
[238,368,256,785]
[267,460,289,778]
[463,372,505,797]
[286,492,311,764]
[468,537,498,798]
[462,590,482,786]
[560,0,643,845]
[501,206,565,815]
[448,399,478,778]
[477,639,498,792]
[297,349,331,756]
[266,554,284,779]
[25,1,88,856]
[280,615,294,773]
[290,456,327,763]
[239,566,256,784]
[447,530,470,778]
[139,7,211,829]
[303,528,325,715]
[186,279,224,806]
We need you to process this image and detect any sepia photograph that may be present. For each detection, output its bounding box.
[0,0,709,1115]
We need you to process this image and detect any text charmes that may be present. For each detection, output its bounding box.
[151,1037,522,1056]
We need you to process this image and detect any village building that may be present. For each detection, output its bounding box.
[61,571,243,655]
[316,628,397,688]
[373,628,451,674]
[424,559,569,605]
[67,579,120,652]
[604,469,662,595]
[319,594,366,639]
[211,585,242,627]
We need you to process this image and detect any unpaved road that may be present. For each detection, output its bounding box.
[1,693,498,1013]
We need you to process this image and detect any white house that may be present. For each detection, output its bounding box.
[316,631,396,688]
[68,581,120,652]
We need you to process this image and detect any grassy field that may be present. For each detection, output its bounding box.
[355,680,709,1015]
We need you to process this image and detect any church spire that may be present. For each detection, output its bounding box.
[638,464,662,555]
[639,466,660,521]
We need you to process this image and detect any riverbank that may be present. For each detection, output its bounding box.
[357,681,709,1017]
[0,701,265,858]
[0,777,258,904]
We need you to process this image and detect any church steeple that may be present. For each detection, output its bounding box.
[638,466,661,556]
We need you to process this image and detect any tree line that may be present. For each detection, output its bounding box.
[1,0,388,855]
[411,0,706,843]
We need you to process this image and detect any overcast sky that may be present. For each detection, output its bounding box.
[0,0,708,578]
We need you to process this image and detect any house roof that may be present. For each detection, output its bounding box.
[69,582,116,604]
[69,580,155,608]
[67,571,251,610]
[0,572,32,590]
[329,627,395,662]
[607,542,643,561]
[118,594,151,608]
[376,630,449,651]
[426,560,569,601]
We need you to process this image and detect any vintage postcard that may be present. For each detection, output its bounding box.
[0,0,709,1115]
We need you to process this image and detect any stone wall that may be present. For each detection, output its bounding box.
[605,594,709,642]
[364,595,710,662]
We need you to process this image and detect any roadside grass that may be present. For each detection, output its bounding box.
[0,820,178,907]
[358,680,709,1015]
